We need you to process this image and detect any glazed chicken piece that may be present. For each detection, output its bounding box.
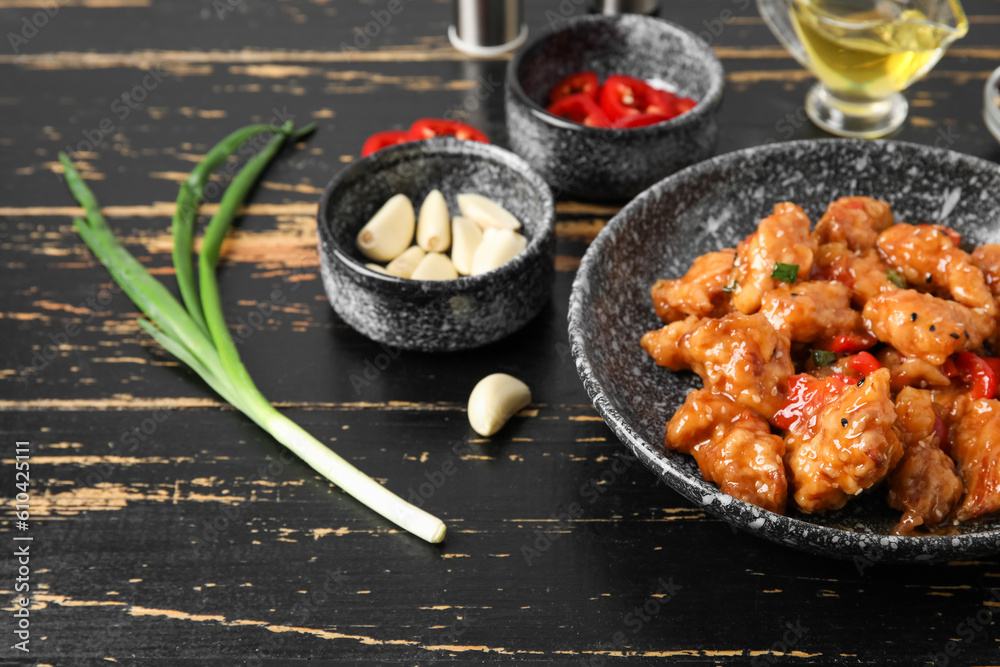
[878,223,997,318]
[759,280,865,344]
[876,348,952,392]
[813,243,897,308]
[971,244,1000,297]
[785,369,904,513]
[951,398,1000,522]
[670,313,793,420]
[887,387,963,535]
[651,249,736,323]
[667,390,787,513]
[862,289,995,365]
[641,315,703,371]
[730,203,817,314]
[813,196,894,251]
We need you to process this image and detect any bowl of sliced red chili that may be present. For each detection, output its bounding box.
[505,13,723,202]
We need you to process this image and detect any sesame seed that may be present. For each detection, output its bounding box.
[950,333,960,339]
[857,378,865,386]
[930,325,936,332]
[926,274,933,283]
[841,418,848,427]
[910,313,917,322]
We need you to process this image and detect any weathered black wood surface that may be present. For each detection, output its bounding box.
[2,1,1000,664]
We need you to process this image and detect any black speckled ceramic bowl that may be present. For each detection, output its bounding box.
[569,139,1000,562]
[317,138,555,352]
[505,14,724,203]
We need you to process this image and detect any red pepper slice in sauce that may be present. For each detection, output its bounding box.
[772,373,855,434]
[820,333,877,354]
[550,71,600,104]
[847,351,882,376]
[360,130,411,157]
[546,93,612,128]
[954,351,999,400]
[407,118,489,143]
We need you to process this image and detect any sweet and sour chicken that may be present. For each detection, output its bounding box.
[642,196,1000,534]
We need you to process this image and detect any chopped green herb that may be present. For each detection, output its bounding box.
[886,269,907,288]
[812,349,837,366]
[771,262,799,283]
[722,280,738,293]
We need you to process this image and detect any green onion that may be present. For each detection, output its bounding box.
[59,123,446,544]
[722,280,738,293]
[886,269,907,288]
[812,349,837,366]
[771,262,799,284]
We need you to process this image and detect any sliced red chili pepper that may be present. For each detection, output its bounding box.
[932,414,950,456]
[674,96,698,114]
[645,89,678,117]
[546,93,612,128]
[985,357,1000,379]
[599,75,655,122]
[820,333,877,354]
[360,130,411,157]
[408,119,489,143]
[955,351,998,400]
[612,113,672,128]
[772,373,854,433]
[847,351,882,376]
[942,356,959,379]
[550,71,600,104]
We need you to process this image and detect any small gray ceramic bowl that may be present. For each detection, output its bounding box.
[317,138,555,352]
[569,138,1000,562]
[505,14,724,203]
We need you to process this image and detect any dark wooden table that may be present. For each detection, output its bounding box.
[3,1,1000,664]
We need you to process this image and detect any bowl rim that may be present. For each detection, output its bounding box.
[568,137,1000,561]
[316,137,555,293]
[984,64,1000,144]
[506,13,725,135]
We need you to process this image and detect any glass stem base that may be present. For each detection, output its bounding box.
[805,82,908,139]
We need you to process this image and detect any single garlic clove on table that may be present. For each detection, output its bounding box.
[416,189,451,253]
[456,193,522,231]
[470,228,527,276]
[410,252,459,281]
[450,215,483,276]
[467,373,532,437]
[385,245,426,278]
[356,193,415,262]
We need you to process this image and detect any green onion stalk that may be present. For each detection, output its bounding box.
[59,121,446,543]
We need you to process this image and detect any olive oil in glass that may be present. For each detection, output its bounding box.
[758,0,968,137]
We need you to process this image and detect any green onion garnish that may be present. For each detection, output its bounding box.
[887,269,907,288]
[59,123,446,544]
[812,349,837,366]
[771,262,799,283]
[722,280,738,293]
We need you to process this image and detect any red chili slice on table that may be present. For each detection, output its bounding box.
[408,118,489,143]
[546,93,612,128]
[612,112,672,128]
[954,351,999,400]
[550,71,600,103]
[360,130,410,157]
[599,75,657,121]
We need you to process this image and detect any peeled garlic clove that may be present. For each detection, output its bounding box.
[410,252,458,281]
[385,245,426,278]
[365,263,390,275]
[416,189,451,253]
[450,216,483,276]
[467,373,532,437]
[356,194,415,262]
[470,228,524,276]
[456,193,521,231]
